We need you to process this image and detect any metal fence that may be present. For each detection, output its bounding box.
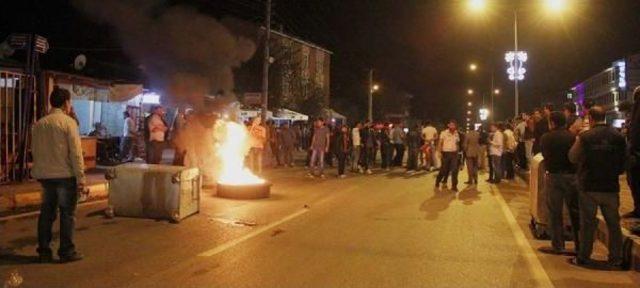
[0,70,33,184]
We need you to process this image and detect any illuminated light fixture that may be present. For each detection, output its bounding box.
[371,84,380,92]
[467,102,472,107]
[615,61,626,88]
[469,63,477,71]
[467,110,472,115]
[468,0,486,11]
[505,51,528,81]
[479,108,489,121]
[494,89,500,94]
[467,89,474,95]
[545,0,567,13]
[466,118,471,121]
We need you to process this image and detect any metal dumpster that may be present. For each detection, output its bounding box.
[105,163,201,223]
[529,154,572,239]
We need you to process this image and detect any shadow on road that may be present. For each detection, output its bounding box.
[0,252,40,265]
[420,188,456,221]
[457,186,481,205]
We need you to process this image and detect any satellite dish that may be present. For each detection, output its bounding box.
[74,54,87,71]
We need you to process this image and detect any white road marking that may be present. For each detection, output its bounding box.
[198,208,309,257]
[491,186,555,288]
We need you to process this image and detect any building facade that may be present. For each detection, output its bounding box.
[569,53,640,123]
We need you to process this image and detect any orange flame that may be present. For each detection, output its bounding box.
[215,120,265,185]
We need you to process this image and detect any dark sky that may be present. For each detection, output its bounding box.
[2,0,640,122]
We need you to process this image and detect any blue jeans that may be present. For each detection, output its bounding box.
[37,177,78,257]
[309,149,325,175]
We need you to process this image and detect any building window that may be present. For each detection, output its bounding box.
[315,51,324,88]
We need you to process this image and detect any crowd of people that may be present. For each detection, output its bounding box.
[27,85,640,268]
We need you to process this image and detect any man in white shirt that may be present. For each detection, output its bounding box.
[489,123,504,184]
[435,120,460,191]
[351,122,362,172]
[421,120,438,171]
[146,106,168,164]
[31,87,85,263]
[502,123,517,180]
[120,111,137,162]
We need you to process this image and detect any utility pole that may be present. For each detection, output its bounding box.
[513,10,519,118]
[261,0,271,122]
[368,68,373,122]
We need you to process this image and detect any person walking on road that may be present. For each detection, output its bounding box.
[538,111,581,256]
[308,118,330,178]
[360,121,375,174]
[488,123,504,184]
[435,120,460,191]
[569,106,627,269]
[463,127,481,185]
[351,122,362,172]
[31,87,85,263]
[379,125,393,170]
[391,123,406,167]
[248,117,267,174]
[279,122,297,167]
[422,121,438,171]
[406,124,421,172]
[334,124,352,178]
[146,105,168,164]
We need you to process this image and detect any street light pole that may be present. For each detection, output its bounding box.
[261,0,271,122]
[368,68,373,122]
[513,9,519,118]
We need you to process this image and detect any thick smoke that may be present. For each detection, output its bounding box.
[72,0,256,107]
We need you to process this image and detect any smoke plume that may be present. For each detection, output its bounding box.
[72,0,256,107]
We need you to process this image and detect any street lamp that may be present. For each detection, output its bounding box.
[467,101,472,107]
[494,89,500,95]
[467,0,486,12]
[469,63,477,72]
[467,89,474,95]
[545,0,568,13]
[371,84,380,92]
[467,110,472,115]
[467,0,570,117]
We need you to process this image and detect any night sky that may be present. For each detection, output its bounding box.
[2,0,640,123]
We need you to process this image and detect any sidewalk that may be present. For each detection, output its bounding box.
[0,171,108,218]
[516,169,640,271]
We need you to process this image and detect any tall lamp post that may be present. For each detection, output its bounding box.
[368,69,379,122]
[467,0,569,117]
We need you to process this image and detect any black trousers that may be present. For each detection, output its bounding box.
[407,147,418,170]
[337,151,347,175]
[436,152,459,188]
[546,173,580,252]
[516,142,527,170]
[147,141,165,164]
[503,152,515,179]
[628,164,640,215]
[393,144,405,166]
[38,177,78,257]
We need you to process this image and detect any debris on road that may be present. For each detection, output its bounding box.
[271,228,285,237]
[303,204,310,209]
[3,270,23,288]
[208,217,258,227]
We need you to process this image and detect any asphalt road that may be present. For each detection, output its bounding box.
[1,166,639,288]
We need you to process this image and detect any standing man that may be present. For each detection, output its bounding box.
[390,123,406,167]
[533,105,552,155]
[146,105,168,164]
[514,115,528,170]
[406,124,421,172]
[351,122,362,172]
[334,124,351,178]
[279,122,297,167]
[502,123,517,180]
[32,87,85,263]
[569,106,627,269]
[435,120,460,191]
[267,121,282,167]
[463,126,481,185]
[360,121,375,175]
[488,123,504,184]
[625,87,640,219]
[248,117,267,174]
[538,112,580,255]
[562,102,581,135]
[308,118,330,178]
[120,111,137,162]
[421,121,438,171]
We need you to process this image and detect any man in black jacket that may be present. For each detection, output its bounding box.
[539,112,580,255]
[624,87,640,219]
[569,106,627,269]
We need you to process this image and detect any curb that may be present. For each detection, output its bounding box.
[0,182,108,217]
[517,169,640,272]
